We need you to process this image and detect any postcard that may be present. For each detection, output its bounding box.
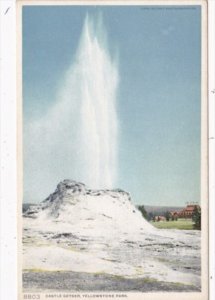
[17,1,208,299]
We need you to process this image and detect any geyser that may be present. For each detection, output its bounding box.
[25,14,119,200]
[76,14,119,188]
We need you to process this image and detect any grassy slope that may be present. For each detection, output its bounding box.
[151,218,195,230]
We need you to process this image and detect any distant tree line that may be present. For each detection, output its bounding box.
[137,205,201,230]
[137,205,148,220]
[137,205,156,221]
[137,206,177,222]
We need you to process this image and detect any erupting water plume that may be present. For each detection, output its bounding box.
[25,14,119,200]
[75,14,119,188]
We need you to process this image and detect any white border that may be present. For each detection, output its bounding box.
[0,0,214,299]
[0,0,17,299]
[208,1,215,299]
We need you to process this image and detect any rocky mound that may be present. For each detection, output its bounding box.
[24,179,153,233]
[23,180,201,292]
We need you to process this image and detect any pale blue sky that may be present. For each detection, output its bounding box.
[23,5,201,206]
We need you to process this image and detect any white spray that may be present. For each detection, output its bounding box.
[25,14,119,201]
[76,14,119,188]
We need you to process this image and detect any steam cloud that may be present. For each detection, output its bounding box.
[24,14,119,202]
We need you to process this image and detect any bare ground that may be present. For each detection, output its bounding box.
[23,271,201,293]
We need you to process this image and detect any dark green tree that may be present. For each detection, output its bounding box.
[138,205,148,220]
[192,206,201,230]
[147,212,154,221]
[165,211,171,221]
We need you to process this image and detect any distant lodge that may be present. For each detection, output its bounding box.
[154,204,200,221]
[178,204,200,218]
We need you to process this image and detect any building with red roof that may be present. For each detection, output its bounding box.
[178,204,200,219]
